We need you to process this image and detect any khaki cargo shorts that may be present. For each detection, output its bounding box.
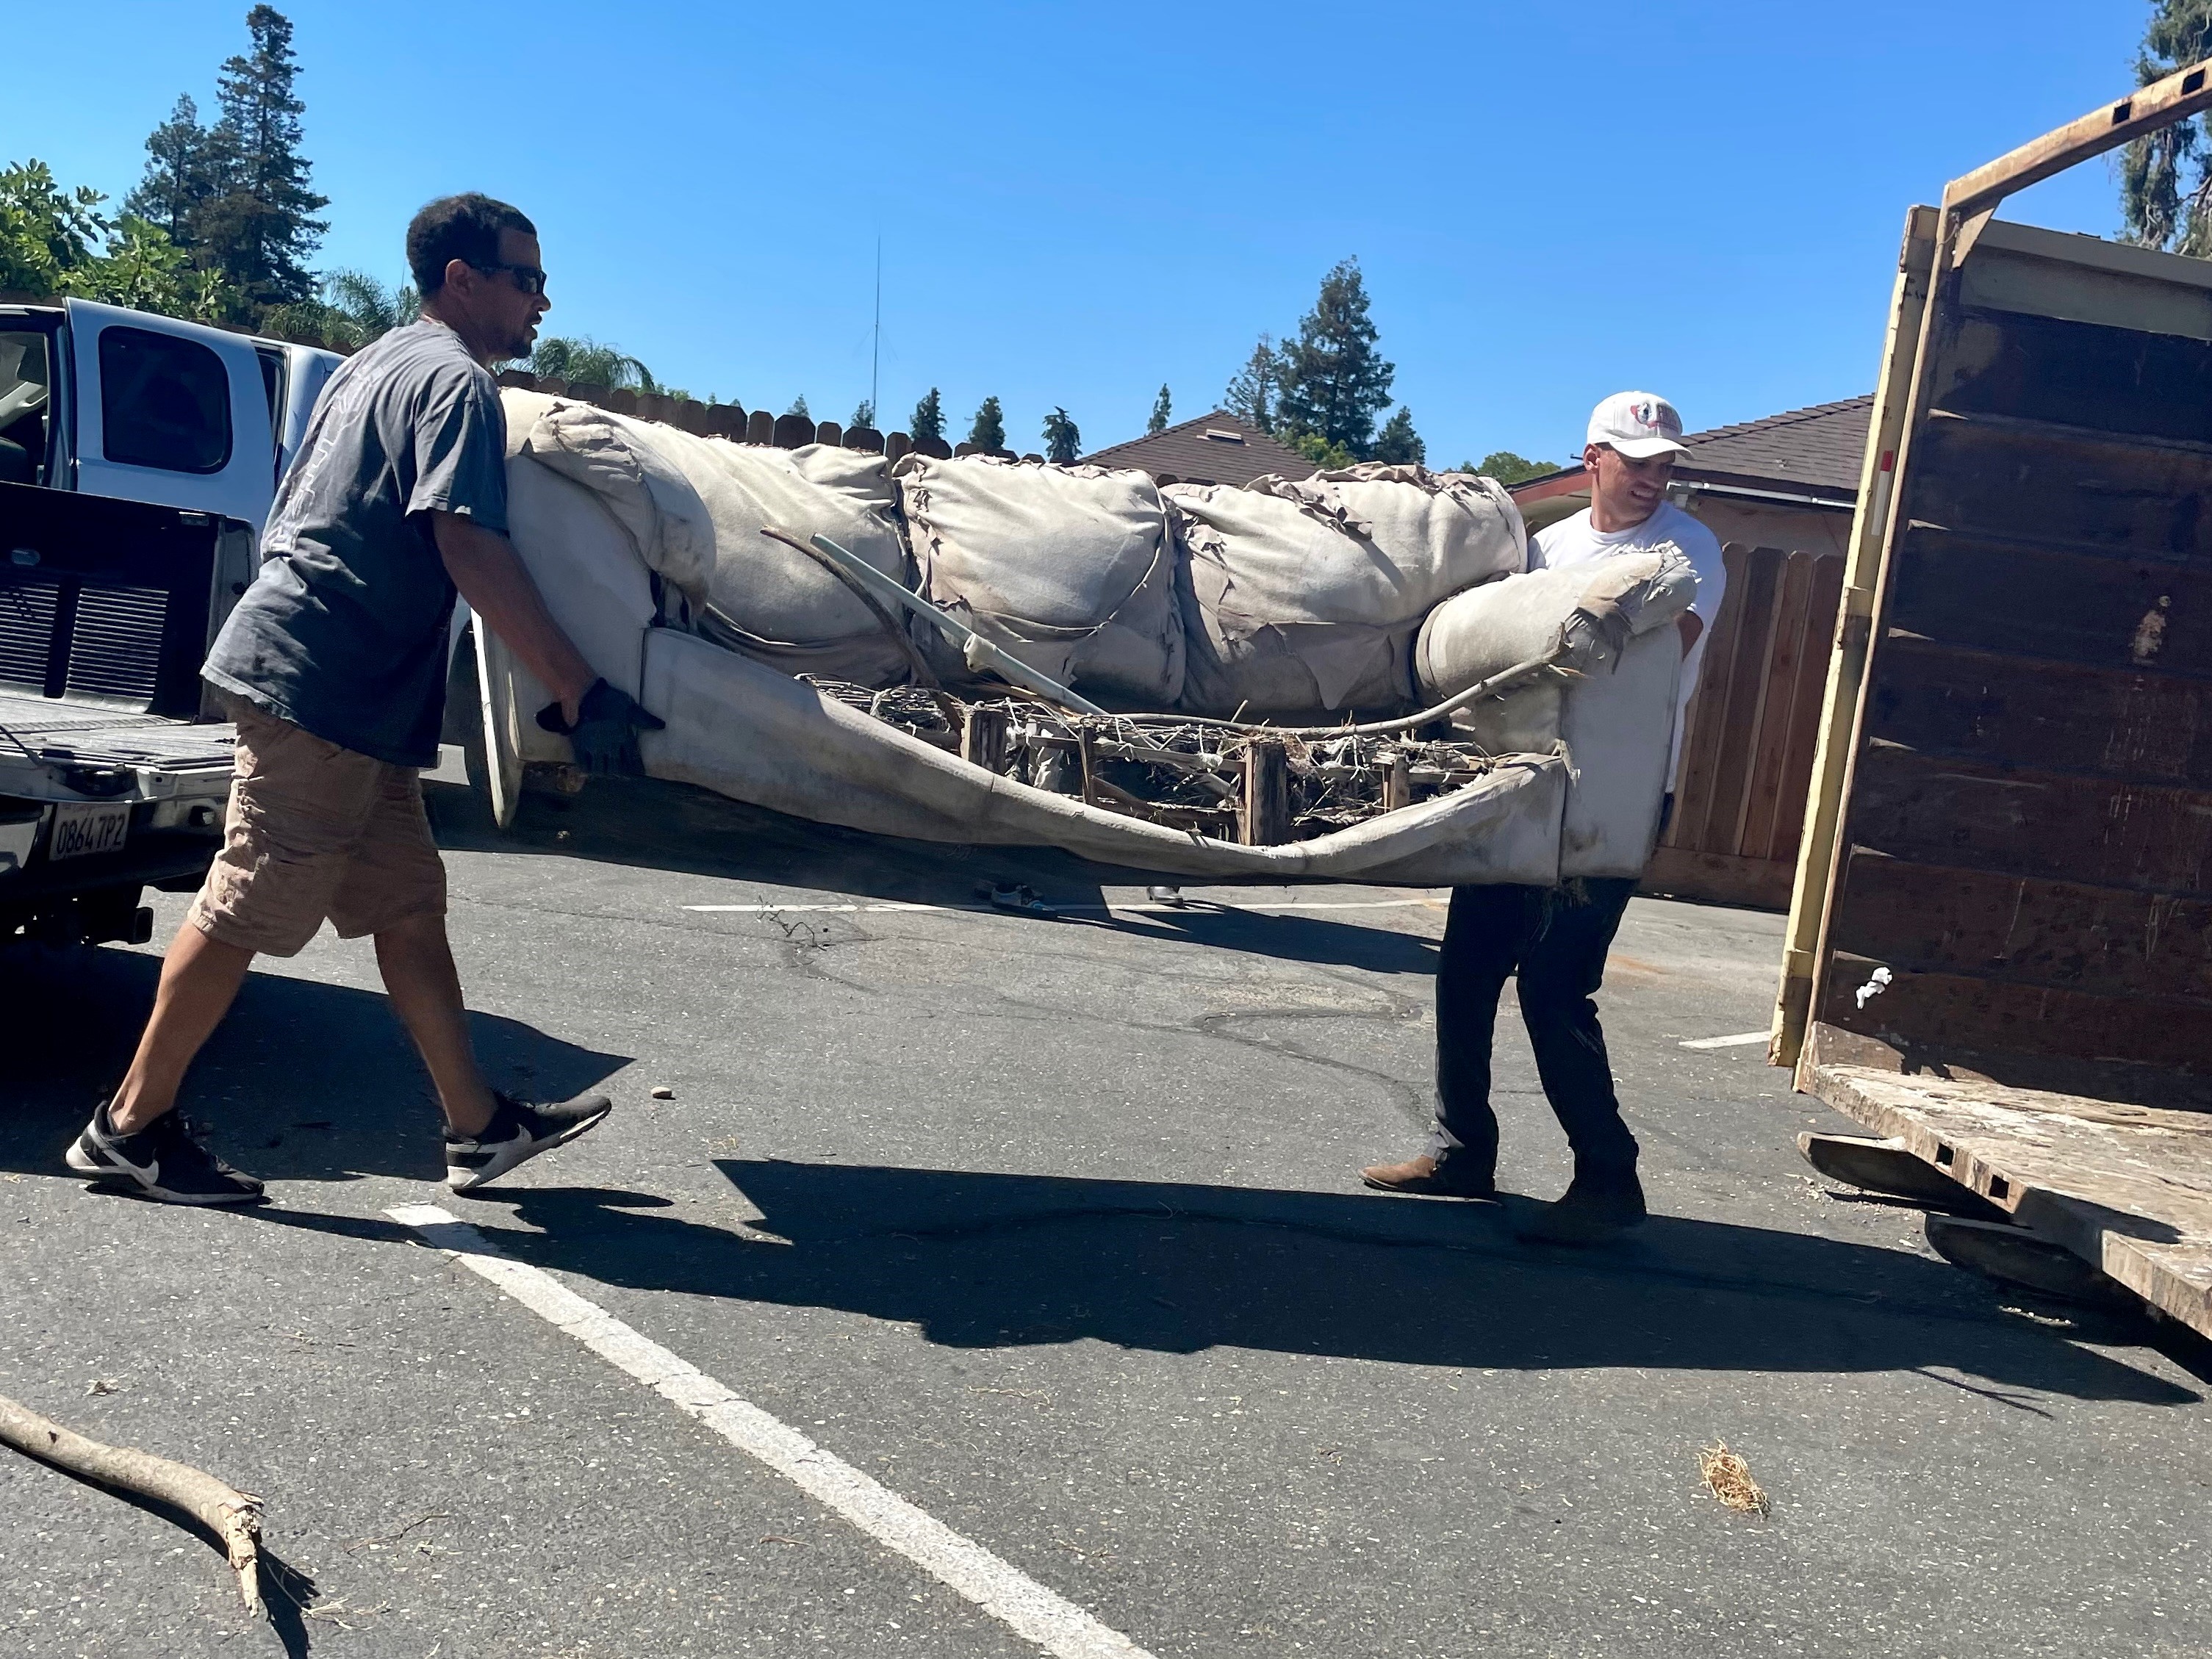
[186,694,447,957]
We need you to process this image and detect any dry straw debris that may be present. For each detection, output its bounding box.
[1697,1442,1770,1516]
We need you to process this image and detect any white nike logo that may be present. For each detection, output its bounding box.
[106,1142,159,1184]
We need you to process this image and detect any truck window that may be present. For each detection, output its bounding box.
[0,331,51,486]
[256,345,286,428]
[98,325,232,475]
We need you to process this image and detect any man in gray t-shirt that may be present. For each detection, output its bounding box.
[67,194,661,1208]
[204,314,512,766]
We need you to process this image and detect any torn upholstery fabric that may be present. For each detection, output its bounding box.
[1414,549,1698,702]
[1168,464,1524,716]
[894,454,1185,705]
[509,392,915,685]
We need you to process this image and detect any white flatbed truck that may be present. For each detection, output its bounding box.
[0,298,338,945]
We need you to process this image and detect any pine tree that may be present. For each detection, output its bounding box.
[969,395,1005,452]
[849,398,876,430]
[195,6,328,316]
[125,96,221,248]
[1147,384,1171,434]
[1222,335,1279,433]
[1042,408,1081,464]
[1372,407,1423,467]
[1274,260,1395,458]
[910,387,945,442]
[2123,3,2212,253]
[786,394,811,419]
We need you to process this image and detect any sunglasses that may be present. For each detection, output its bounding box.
[473,260,547,297]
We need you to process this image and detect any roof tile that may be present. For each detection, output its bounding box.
[1080,410,1314,488]
[1676,395,1872,494]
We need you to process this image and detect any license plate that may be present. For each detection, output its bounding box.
[49,800,132,861]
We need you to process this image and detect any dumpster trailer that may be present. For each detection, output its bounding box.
[1773,60,2212,1336]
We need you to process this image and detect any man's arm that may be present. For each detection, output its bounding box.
[430,510,595,724]
[1677,610,1704,657]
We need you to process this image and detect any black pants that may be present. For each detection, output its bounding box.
[1426,877,1640,1181]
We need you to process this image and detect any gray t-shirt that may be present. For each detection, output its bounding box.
[204,319,506,767]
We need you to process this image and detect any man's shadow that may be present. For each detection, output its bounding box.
[395,1159,2199,1408]
[431,775,1442,976]
[1,943,629,1182]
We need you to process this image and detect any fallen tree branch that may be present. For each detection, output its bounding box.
[0,1392,263,1616]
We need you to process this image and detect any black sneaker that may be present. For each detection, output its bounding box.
[1513,1169,1647,1245]
[65,1101,267,1206]
[444,1090,614,1193]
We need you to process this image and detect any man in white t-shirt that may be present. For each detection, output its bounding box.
[1527,392,1726,785]
[1360,392,1723,1245]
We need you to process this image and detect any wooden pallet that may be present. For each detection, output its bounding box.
[1804,1063,2212,1339]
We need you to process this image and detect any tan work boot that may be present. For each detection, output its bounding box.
[1360,1154,1497,1201]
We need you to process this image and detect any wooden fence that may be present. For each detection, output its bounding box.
[1643,542,1846,911]
[491,370,1034,463]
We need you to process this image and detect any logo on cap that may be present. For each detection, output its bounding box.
[1587,391,1689,458]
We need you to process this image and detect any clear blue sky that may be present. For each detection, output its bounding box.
[5,1,2159,465]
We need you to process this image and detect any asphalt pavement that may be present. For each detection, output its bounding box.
[4,775,2208,1659]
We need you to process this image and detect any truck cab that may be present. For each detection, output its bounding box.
[1,298,340,528]
[1,301,340,947]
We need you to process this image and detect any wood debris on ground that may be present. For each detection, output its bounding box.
[0,1391,265,1613]
[1697,1442,1770,1516]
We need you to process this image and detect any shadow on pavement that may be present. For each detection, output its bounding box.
[13,1454,321,1656]
[1062,904,1438,975]
[431,774,1127,904]
[1,943,630,1184]
[415,1160,2196,1407]
[434,774,1441,974]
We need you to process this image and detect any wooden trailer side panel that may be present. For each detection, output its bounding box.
[1804,219,2212,1102]
[1770,206,1940,1062]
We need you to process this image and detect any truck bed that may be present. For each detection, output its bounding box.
[0,691,235,774]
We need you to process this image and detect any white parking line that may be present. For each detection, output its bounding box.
[1678,1031,1770,1050]
[683,899,1435,915]
[387,1204,1156,1659]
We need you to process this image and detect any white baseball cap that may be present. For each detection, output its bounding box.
[1587,391,1689,459]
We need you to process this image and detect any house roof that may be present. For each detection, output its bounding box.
[1080,410,1313,488]
[1511,394,1873,505]
[1674,395,1872,496]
